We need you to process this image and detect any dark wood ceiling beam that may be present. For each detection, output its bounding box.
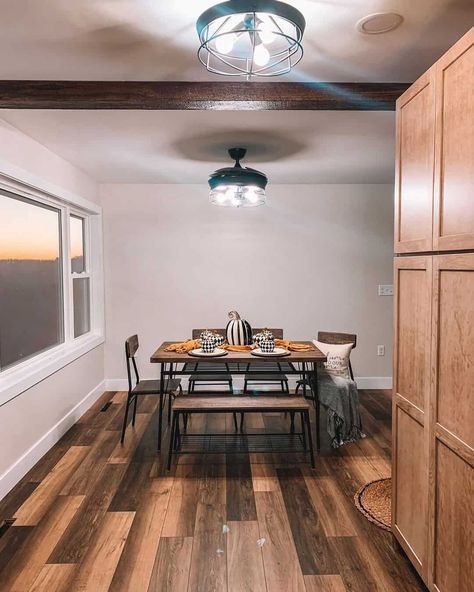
[0,81,410,110]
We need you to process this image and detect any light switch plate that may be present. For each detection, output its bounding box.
[378,284,394,296]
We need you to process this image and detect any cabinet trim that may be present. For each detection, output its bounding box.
[433,27,474,251]
[394,71,435,254]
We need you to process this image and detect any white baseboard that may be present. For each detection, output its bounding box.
[355,377,393,390]
[0,380,106,502]
[105,376,393,392]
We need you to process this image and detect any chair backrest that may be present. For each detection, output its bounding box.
[317,331,357,380]
[192,327,284,339]
[317,331,357,348]
[125,334,140,391]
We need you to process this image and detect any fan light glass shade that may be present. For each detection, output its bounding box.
[197,0,305,78]
[209,149,267,208]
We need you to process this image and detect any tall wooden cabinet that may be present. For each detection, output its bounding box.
[392,27,474,592]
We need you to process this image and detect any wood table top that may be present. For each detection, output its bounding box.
[150,341,327,364]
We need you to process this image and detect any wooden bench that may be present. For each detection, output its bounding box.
[167,396,315,469]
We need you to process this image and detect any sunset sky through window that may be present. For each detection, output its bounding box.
[0,194,83,260]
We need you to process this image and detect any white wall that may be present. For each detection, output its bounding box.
[101,183,394,386]
[0,120,105,499]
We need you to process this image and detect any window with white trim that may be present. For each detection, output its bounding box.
[0,190,64,369]
[0,182,103,383]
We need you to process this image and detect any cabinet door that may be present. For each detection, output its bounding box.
[429,254,474,592]
[394,71,435,253]
[433,28,474,250]
[392,256,432,579]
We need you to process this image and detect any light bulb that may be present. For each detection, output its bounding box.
[215,34,235,54]
[225,187,236,200]
[259,15,276,44]
[253,43,270,67]
[246,189,259,204]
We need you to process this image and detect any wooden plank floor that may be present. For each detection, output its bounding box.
[0,390,428,592]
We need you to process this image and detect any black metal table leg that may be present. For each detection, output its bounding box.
[158,362,165,451]
[167,363,174,425]
[302,362,307,398]
[312,362,321,451]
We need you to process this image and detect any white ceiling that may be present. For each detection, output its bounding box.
[0,110,395,184]
[0,0,472,82]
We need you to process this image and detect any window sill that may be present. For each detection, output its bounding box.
[0,333,104,407]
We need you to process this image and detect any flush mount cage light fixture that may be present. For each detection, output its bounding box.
[209,148,268,207]
[196,0,306,79]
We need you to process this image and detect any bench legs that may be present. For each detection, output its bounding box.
[304,410,315,468]
[168,411,179,471]
[167,409,316,471]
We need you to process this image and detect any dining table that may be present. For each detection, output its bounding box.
[150,340,327,452]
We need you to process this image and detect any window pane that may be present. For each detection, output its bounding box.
[0,190,63,369]
[70,215,85,273]
[73,277,90,338]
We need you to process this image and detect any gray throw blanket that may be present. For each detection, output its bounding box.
[317,371,364,448]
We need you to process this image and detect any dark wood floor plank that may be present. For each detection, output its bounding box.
[227,520,266,592]
[303,475,357,537]
[107,412,150,464]
[304,575,347,592]
[14,446,89,526]
[0,480,38,522]
[0,525,34,578]
[3,495,84,592]
[76,391,117,426]
[47,463,127,564]
[255,490,306,591]
[226,453,257,521]
[329,537,380,592]
[69,511,135,592]
[29,564,76,592]
[108,477,173,592]
[187,461,227,592]
[107,460,154,512]
[60,430,119,496]
[147,537,193,592]
[161,463,202,537]
[251,462,279,492]
[326,456,426,592]
[187,530,227,592]
[194,461,226,534]
[277,467,338,576]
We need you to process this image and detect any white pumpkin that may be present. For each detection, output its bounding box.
[226,311,252,345]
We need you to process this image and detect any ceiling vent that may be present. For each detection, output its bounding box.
[357,12,404,35]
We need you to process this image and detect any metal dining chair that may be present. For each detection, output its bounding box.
[121,334,182,444]
[296,331,357,391]
[296,331,358,449]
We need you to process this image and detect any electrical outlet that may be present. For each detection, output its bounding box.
[377,345,385,356]
[378,285,394,296]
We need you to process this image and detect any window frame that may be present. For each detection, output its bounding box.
[0,173,104,406]
[69,211,92,338]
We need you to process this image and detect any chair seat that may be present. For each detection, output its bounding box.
[189,374,232,383]
[131,378,181,395]
[245,373,288,382]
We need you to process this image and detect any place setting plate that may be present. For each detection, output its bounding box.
[251,347,291,357]
[188,348,228,358]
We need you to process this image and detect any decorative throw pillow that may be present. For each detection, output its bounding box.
[312,340,353,379]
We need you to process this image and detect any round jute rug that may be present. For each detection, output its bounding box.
[354,478,391,531]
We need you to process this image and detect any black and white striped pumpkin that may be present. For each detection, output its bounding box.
[226,311,252,345]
